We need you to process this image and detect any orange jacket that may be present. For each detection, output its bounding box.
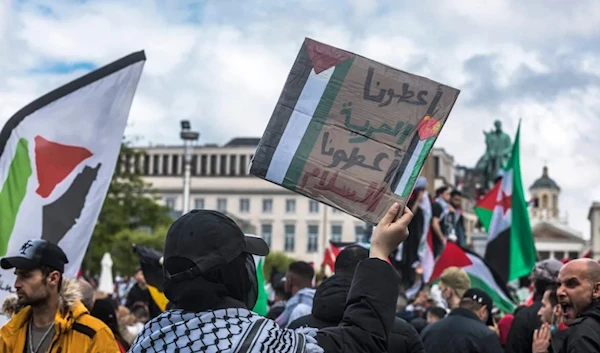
[0,279,120,353]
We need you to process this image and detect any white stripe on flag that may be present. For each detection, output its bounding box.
[465,253,514,306]
[265,67,334,184]
[393,139,425,196]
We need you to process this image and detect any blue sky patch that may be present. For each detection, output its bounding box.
[29,61,96,74]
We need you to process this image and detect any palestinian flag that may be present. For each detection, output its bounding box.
[430,241,516,313]
[252,256,268,316]
[0,52,145,313]
[133,245,169,312]
[250,38,460,225]
[475,122,536,283]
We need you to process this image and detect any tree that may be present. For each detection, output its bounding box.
[263,251,296,282]
[84,143,172,274]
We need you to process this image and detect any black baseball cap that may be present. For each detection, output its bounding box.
[1,239,69,273]
[463,288,494,325]
[164,210,269,280]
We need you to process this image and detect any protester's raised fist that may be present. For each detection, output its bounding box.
[370,203,413,261]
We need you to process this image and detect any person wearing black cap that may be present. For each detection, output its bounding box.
[130,203,413,353]
[420,288,504,353]
[0,239,120,353]
[506,259,563,353]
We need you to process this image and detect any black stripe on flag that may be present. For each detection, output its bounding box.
[249,43,312,178]
[484,227,511,284]
[0,51,146,158]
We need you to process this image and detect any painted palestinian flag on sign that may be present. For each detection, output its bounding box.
[475,122,537,283]
[250,38,460,225]
[0,51,145,313]
[430,241,516,313]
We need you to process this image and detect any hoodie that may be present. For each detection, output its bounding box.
[561,300,600,353]
[288,275,425,353]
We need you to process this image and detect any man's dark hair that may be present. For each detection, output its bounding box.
[534,278,556,299]
[335,245,369,276]
[40,265,63,292]
[428,306,447,320]
[451,190,462,198]
[435,186,449,197]
[546,285,559,307]
[288,261,314,281]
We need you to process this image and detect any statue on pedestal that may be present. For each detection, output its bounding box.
[475,120,512,190]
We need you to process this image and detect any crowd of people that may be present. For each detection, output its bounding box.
[0,203,599,352]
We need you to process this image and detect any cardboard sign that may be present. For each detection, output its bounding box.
[250,38,460,224]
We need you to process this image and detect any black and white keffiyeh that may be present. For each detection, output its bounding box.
[128,308,324,353]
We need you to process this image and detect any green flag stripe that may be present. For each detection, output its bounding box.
[468,274,515,313]
[401,138,435,198]
[508,124,536,281]
[252,257,268,316]
[282,57,355,190]
[0,138,33,256]
[474,207,493,232]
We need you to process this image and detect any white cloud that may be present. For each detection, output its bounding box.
[2,0,600,240]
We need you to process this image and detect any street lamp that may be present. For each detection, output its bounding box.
[180,120,200,214]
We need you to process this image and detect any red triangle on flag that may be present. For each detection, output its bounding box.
[476,180,501,211]
[35,135,93,198]
[429,242,473,282]
[305,38,354,74]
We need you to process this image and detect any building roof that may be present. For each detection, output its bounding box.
[530,166,560,191]
[224,138,261,147]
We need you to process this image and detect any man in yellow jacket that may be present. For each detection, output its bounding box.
[0,239,119,353]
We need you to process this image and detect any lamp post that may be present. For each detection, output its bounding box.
[180,120,200,214]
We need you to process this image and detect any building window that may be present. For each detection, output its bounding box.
[220,155,227,175]
[261,224,272,247]
[307,225,319,253]
[152,155,159,175]
[286,199,296,213]
[309,200,319,213]
[331,225,342,242]
[162,155,169,175]
[210,155,217,175]
[217,198,227,212]
[191,155,198,176]
[194,198,204,210]
[284,225,295,252]
[332,207,341,214]
[554,251,565,260]
[143,155,150,175]
[134,154,141,174]
[201,155,208,176]
[240,155,247,175]
[172,154,179,175]
[263,199,273,213]
[229,155,237,176]
[164,197,176,210]
[354,225,364,243]
[568,251,579,259]
[538,251,550,260]
[239,198,250,213]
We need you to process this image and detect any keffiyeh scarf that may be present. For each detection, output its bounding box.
[128,308,324,353]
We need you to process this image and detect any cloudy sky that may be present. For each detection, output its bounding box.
[1,0,599,239]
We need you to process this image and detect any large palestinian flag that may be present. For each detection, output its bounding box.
[0,51,145,314]
[250,38,460,225]
[475,122,536,283]
[430,241,516,313]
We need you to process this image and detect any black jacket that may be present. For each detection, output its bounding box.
[420,308,503,353]
[289,273,424,353]
[126,283,162,319]
[505,301,543,353]
[561,300,600,353]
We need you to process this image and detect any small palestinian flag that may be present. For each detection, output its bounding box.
[321,240,374,273]
[475,122,536,283]
[250,38,459,225]
[0,51,145,310]
[430,242,516,313]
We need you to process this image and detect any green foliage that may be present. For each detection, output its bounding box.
[110,225,170,275]
[263,251,296,281]
[84,144,172,275]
